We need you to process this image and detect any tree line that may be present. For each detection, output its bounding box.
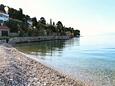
[0,4,80,37]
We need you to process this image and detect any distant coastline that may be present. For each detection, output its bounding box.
[0,4,80,38]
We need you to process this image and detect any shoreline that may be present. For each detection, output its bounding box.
[0,44,86,86]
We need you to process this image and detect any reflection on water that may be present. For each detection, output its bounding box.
[15,40,66,57]
[15,35,115,86]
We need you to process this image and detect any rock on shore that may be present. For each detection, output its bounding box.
[0,44,84,86]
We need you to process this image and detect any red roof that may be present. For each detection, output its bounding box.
[0,26,9,29]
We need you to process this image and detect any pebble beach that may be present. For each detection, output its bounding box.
[0,44,85,86]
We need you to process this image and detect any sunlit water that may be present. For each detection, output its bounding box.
[15,34,115,86]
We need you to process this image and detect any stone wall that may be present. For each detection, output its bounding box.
[0,40,6,44]
[8,36,71,44]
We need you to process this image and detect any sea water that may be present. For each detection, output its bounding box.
[15,34,115,86]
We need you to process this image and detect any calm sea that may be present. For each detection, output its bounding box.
[15,34,115,86]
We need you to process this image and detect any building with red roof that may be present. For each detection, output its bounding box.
[0,26,9,36]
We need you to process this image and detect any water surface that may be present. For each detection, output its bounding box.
[15,34,115,86]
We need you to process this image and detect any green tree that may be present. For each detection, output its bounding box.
[8,8,17,19]
[56,21,64,35]
[0,4,5,13]
[32,17,37,27]
[25,15,30,20]
[74,29,80,36]
[18,8,23,21]
[39,17,46,25]
[19,8,23,14]
[53,22,55,26]
[56,21,63,30]
[5,19,19,32]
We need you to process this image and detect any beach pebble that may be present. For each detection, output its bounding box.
[0,44,85,86]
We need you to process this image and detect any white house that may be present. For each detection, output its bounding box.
[27,19,33,28]
[0,11,9,36]
[0,11,9,25]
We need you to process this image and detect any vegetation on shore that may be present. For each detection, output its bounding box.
[0,4,80,37]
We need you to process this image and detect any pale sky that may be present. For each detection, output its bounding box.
[0,0,115,35]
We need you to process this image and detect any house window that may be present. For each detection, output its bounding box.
[2,31,8,36]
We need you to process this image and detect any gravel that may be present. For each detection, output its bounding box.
[0,44,85,86]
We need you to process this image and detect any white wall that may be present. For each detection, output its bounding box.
[0,13,9,22]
